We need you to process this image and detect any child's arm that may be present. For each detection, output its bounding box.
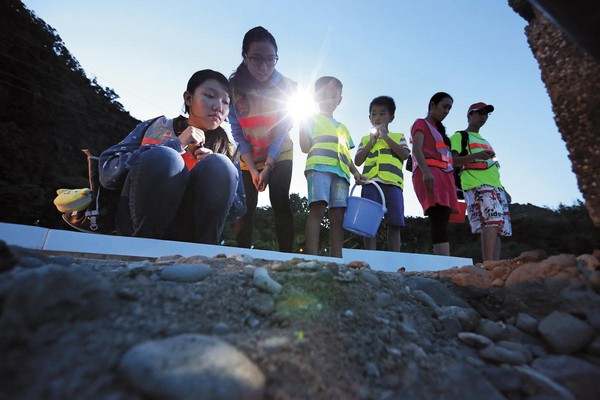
[354,132,377,166]
[349,161,366,182]
[298,118,312,154]
[380,130,410,161]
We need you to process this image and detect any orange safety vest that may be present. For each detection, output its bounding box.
[141,120,198,171]
[463,142,497,170]
[233,76,295,168]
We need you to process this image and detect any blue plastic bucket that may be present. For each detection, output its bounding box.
[343,181,387,238]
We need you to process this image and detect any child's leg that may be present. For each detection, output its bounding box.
[481,226,500,262]
[328,207,345,258]
[363,236,377,250]
[305,201,327,255]
[387,225,402,252]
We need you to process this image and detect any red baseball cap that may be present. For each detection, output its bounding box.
[468,102,494,115]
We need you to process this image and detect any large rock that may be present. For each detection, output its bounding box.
[404,276,471,308]
[537,311,594,354]
[532,355,600,399]
[118,334,265,400]
[508,0,600,226]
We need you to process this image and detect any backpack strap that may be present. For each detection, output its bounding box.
[459,130,469,156]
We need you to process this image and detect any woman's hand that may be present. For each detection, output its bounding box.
[249,168,262,191]
[193,146,213,162]
[179,126,205,149]
[257,168,270,192]
[422,169,435,193]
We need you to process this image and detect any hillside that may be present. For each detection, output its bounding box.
[0,0,138,229]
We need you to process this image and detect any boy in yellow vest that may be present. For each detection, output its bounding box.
[355,96,410,252]
[299,76,364,257]
[450,102,512,262]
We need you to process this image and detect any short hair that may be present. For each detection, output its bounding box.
[314,76,343,92]
[369,96,396,115]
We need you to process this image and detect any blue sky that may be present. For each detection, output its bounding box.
[23,0,581,216]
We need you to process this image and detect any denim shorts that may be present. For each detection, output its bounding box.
[306,170,349,208]
[361,182,405,227]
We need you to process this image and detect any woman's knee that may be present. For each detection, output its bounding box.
[192,154,236,182]
[135,146,185,176]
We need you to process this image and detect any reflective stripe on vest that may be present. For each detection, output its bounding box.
[362,137,404,186]
[232,76,295,165]
[305,115,352,178]
[463,138,497,170]
[142,132,198,171]
[414,119,454,172]
[238,115,277,129]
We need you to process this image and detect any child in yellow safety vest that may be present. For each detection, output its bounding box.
[355,96,411,252]
[299,76,365,258]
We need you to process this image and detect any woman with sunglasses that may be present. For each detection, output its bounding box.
[229,26,297,252]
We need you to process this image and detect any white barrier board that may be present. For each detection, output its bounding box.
[0,223,472,271]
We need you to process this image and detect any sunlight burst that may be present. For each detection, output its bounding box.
[287,88,317,123]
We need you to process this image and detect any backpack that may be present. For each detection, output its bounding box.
[57,116,162,234]
[59,149,120,234]
[454,130,469,200]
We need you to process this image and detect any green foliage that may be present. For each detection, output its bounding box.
[222,195,597,263]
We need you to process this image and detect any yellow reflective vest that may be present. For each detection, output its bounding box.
[361,132,405,188]
[305,115,352,179]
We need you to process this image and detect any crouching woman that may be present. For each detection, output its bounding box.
[99,69,242,244]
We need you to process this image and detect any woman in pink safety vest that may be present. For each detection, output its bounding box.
[410,92,460,256]
[229,26,297,253]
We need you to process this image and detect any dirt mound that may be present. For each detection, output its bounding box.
[1,244,599,399]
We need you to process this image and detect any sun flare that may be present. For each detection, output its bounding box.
[287,89,317,123]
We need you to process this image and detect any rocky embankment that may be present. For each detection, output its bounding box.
[0,241,599,399]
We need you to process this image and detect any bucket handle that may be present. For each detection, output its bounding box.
[349,180,387,212]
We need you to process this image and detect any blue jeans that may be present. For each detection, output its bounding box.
[116,146,237,244]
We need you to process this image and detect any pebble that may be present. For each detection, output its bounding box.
[515,312,539,334]
[348,260,369,269]
[538,311,594,354]
[159,263,212,282]
[155,254,185,264]
[18,256,45,269]
[375,292,393,308]
[479,344,527,365]
[269,262,294,272]
[458,332,494,349]
[248,293,275,316]
[532,355,600,399]
[228,253,254,263]
[359,269,381,287]
[295,261,319,270]
[252,267,282,294]
[118,334,265,400]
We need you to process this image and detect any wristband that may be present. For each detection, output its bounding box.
[264,161,274,170]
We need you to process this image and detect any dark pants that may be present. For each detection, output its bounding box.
[116,146,237,244]
[427,205,451,244]
[235,160,294,252]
